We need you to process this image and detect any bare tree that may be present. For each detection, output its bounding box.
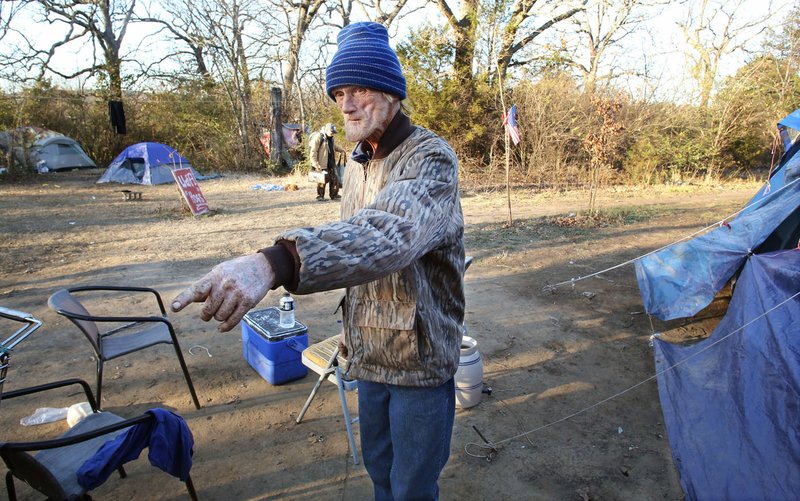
[762,7,800,120]
[358,0,417,26]
[150,0,280,166]
[334,0,355,26]
[679,0,771,108]
[0,1,26,43]
[278,0,327,109]
[2,0,138,99]
[561,0,653,94]
[436,0,585,90]
[435,0,479,88]
[205,0,274,165]
[136,1,214,83]
[496,0,586,81]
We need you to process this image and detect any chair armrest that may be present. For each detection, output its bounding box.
[55,311,171,328]
[0,413,151,452]
[0,307,42,350]
[54,310,181,345]
[0,307,38,323]
[66,285,167,316]
[2,378,98,411]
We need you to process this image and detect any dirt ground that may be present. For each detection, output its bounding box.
[0,169,762,500]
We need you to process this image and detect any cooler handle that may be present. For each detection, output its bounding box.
[285,337,305,354]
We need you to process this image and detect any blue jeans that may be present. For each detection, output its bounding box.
[357,378,455,501]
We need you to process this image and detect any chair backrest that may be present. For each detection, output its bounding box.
[48,289,101,354]
[0,410,191,500]
[0,449,68,500]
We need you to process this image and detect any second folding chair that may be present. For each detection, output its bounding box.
[48,285,201,410]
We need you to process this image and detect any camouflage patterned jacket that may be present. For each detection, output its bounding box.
[307,130,346,172]
[278,118,465,387]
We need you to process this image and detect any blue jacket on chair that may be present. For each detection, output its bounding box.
[77,408,194,490]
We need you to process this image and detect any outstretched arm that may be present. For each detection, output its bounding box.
[171,254,276,332]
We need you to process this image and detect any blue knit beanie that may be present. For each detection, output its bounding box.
[326,22,407,101]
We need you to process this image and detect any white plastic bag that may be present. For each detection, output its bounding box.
[20,407,69,426]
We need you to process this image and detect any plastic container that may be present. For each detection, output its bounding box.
[67,402,94,427]
[455,332,484,409]
[279,293,295,328]
[241,307,308,385]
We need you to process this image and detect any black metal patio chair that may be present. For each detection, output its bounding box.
[0,307,199,500]
[48,286,201,410]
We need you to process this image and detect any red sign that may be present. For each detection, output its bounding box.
[172,167,210,216]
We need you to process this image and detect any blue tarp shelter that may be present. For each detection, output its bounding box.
[97,142,202,185]
[634,110,800,499]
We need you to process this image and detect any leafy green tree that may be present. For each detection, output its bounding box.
[397,24,495,162]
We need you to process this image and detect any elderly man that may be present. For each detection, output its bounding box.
[308,122,346,201]
[171,21,464,501]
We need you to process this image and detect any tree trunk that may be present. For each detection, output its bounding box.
[271,87,283,166]
[496,2,585,81]
[437,0,478,91]
[281,0,325,110]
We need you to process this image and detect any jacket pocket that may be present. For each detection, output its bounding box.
[351,299,421,371]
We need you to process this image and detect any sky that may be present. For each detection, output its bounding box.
[0,0,793,103]
[529,0,793,103]
[636,0,792,102]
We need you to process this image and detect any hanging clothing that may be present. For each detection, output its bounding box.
[76,408,194,490]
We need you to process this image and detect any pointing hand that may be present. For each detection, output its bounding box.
[171,254,275,332]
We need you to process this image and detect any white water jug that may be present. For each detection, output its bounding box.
[455,333,483,409]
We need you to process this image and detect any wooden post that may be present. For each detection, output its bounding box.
[270,87,283,166]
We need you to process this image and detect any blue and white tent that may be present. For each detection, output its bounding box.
[97,142,202,185]
[635,110,800,499]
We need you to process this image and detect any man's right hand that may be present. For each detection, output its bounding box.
[171,253,275,332]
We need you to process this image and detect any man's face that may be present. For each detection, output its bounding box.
[332,86,397,143]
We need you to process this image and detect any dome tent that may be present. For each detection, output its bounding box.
[0,127,96,172]
[97,142,202,185]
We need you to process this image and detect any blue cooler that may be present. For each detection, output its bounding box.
[241,307,308,385]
